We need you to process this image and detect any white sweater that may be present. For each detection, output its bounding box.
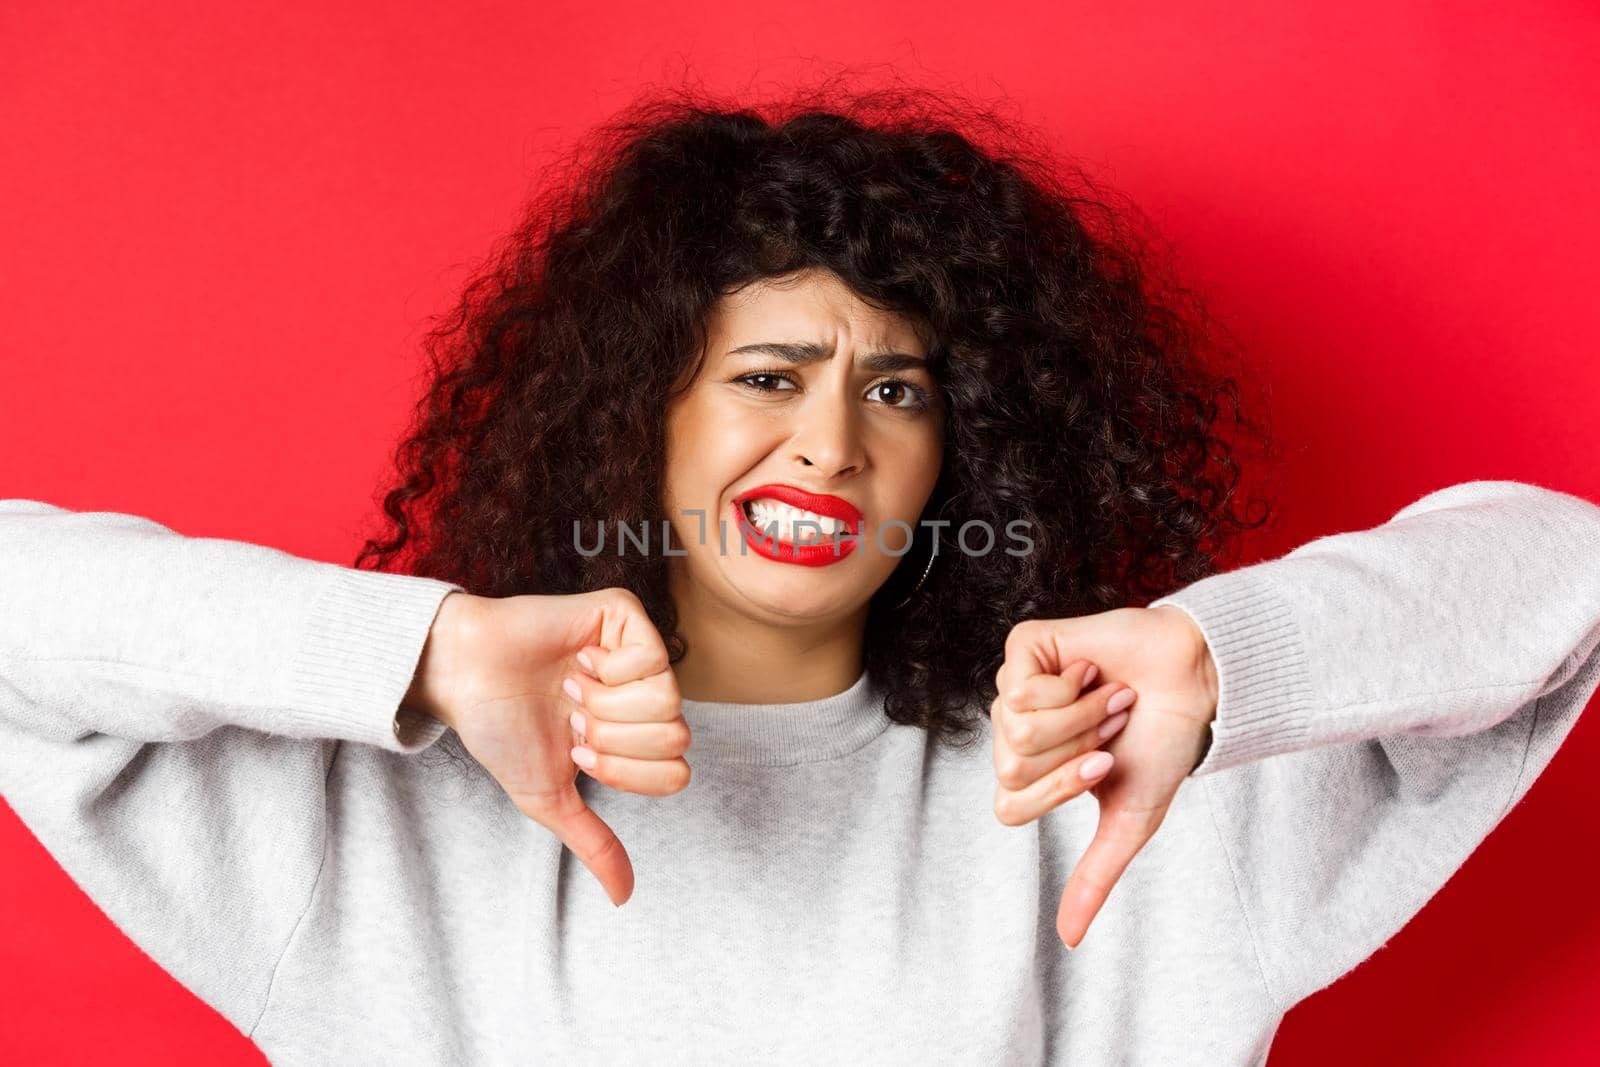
[0,479,1596,1065]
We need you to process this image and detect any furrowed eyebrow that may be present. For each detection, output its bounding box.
[727,341,928,373]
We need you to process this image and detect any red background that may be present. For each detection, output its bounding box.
[3,2,1598,1062]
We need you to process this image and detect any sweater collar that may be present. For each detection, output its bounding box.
[678,669,888,766]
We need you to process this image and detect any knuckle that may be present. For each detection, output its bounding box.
[588,829,624,864]
[668,721,693,755]
[669,759,692,792]
[603,586,644,611]
[1005,619,1037,654]
[650,688,680,719]
[993,791,1017,826]
[995,753,1028,791]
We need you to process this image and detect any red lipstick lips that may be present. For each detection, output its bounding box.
[732,483,863,567]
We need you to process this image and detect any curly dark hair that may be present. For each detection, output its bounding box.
[354,73,1276,761]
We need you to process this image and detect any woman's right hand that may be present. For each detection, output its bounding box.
[404,587,690,908]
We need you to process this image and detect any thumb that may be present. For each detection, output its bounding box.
[1054,803,1161,949]
[520,790,635,908]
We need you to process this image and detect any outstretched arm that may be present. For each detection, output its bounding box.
[0,499,461,1035]
[1150,479,1600,1008]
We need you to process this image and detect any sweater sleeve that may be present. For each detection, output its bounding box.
[1146,479,1600,1010]
[0,498,463,1035]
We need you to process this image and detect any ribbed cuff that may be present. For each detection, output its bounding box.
[282,565,464,753]
[1149,566,1317,777]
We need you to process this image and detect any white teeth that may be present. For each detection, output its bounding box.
[745,498,849,542]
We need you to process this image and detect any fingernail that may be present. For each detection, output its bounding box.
[1079,751,1113,779]
[1097,710,1129,740]
[571,745,597,769]
[1105,687,1136,715]
[577,650,595,673]
[570,710,587,735]
[1082,664,1098,687]
[563,677,584,705]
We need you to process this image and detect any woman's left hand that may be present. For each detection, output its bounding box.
[991,605,1220,949]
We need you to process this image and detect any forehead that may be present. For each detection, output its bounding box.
[707,269,927,353]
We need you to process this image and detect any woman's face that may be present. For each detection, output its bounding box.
[662,267,945,625]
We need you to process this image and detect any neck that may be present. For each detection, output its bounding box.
[668,565,868,704]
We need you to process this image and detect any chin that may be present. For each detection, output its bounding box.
[731,576,861,620]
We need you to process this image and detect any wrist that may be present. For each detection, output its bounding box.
[403,591,478,731]
[1150,603,1220,771]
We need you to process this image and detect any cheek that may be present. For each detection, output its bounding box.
[897,427,944,490]
[693,393,778,454]
[663,398,767,498]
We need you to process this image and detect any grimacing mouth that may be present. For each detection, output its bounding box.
[737,497,853,545]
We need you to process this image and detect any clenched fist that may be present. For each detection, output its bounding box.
[403,587,690,908]
[991,604,1219,949]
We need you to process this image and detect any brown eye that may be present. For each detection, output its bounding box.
[734,372,798,393]
[869,379,932,411]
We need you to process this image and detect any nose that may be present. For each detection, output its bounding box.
[790,389,865,478]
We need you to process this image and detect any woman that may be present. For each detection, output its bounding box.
[2,84,1597,1065]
